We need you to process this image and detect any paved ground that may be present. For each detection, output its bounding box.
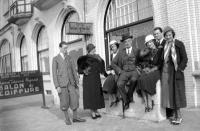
[0,94,200,131]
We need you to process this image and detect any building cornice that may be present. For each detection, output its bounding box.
[0,23,13,36]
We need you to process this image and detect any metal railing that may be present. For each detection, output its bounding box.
[9,0,33,17]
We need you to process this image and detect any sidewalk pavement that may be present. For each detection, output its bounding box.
[0,94,200,131]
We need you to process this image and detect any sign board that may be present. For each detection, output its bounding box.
[65,22,93,35]
[111,28,129,36]
[0,71,43,99]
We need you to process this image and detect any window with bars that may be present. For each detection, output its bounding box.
[20,37,28,71]
[0,40,12,73]
[62,11,82,42]
[106,0,153,30]
[37,27,50,74]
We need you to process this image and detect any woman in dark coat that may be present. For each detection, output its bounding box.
[77,44,108,119]
[161,26,188,124]
[137,34,163,112]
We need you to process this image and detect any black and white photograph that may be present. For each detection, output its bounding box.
[0,0,200,131]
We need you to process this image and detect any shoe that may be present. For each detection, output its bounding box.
[124,102,129,110]
[145,106,151,112]
[110,99,119,107]
[73,117,86,122]
[65,119,72,125]
[95,113,102,118]
[171,118,182,125]
[91,113,98,119]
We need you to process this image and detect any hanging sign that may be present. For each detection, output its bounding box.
[65,22,93,35]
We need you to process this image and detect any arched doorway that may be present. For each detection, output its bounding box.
[104,0,154,67]
[61,11,85,69]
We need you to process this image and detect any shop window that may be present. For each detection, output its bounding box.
[0,40,12,73]
[20,37,28,71]
[104,0,153,68]
[106,0,152,30]
[37,27,50,74]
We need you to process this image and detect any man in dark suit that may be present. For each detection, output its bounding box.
[153,27,174,120]
[111,35,139,110]
[153,27,166,48]
[52,41,86,125]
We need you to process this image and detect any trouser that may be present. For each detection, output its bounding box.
[59,85,79,111]
[117,71,139,103]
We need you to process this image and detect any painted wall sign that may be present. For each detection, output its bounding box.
[0,71,43,99]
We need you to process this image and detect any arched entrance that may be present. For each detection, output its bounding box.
[104,0,154,67]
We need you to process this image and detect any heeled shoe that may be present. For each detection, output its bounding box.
[123,102,129,110]
[145,106,151,112]
[95,113,102,118]
[91,113,98,119]
[110,99,120,107]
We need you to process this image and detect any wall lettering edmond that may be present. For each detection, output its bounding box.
[0,71,43,99]
[65,22,93,35]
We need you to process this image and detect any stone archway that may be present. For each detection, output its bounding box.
[95,0,110,60]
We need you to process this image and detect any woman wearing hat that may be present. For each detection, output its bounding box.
[77,43,108,119]
[161,26,188,124]
[102,40,120,107]
[137,34,163,112]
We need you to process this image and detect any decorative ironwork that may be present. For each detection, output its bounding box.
[8,0,33,25]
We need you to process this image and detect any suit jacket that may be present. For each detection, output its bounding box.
[52,54,79,88]
[111,47,138,75]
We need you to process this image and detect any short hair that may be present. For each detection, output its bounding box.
[59,41,67,48]
[153,27,163,33]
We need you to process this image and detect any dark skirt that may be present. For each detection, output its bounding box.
[102,74,118,94]
[83,71,105,110]
[137,70,160,95]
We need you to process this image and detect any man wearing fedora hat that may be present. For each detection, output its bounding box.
[111,35,139,112]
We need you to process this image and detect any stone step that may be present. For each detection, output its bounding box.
[104,80,166,122]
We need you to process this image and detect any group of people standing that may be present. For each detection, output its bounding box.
[52,26,188,126]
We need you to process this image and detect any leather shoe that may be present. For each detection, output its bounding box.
[65,120,72,125]
[73,117,86,122]
[95,114,102,118]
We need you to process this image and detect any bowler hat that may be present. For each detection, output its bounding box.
[121,35,133,42]
[86,43,95,53]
